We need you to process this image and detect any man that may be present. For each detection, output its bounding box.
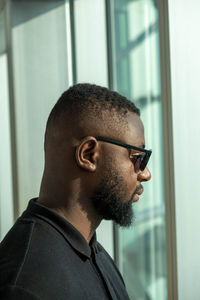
[0,84,151,299]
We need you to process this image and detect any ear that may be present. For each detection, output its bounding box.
[75,137,99,172]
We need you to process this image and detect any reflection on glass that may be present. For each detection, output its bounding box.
[111,0,167,299]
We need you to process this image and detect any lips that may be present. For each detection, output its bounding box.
[132,186,144,202]
[136,187,144,196]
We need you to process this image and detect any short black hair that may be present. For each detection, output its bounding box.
[47,83,140,128]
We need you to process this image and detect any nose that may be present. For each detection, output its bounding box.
[137,167,151,182]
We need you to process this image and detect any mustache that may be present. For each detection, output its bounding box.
[130,184,144,203]
[134,184,143,196]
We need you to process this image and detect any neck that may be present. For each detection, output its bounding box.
[38,177,102,243]
[50,204,101,243]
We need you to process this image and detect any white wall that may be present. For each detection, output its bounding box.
[168,1,200,299]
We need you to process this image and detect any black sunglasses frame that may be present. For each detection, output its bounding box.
[95,136,152,171]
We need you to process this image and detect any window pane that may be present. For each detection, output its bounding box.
[11,0,70,213]
[111,0,167,299]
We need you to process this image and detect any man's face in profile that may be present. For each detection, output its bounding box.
[91,113,151,227]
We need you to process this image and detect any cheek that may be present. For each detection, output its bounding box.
[129,166,138,192]
[121,159,138,191]
[106,150,137,192]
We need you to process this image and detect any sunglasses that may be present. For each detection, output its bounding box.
[95,136,152,173]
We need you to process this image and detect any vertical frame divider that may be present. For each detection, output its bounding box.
[105,0,113,90]
[158,0,178,299]
[5,0,19,220]
[69,0,76,84]
[64,0,74,87]
[105,0,120,266]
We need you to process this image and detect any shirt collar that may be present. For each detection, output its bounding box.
[22,198,97,258]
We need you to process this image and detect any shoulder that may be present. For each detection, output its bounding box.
[0,218,36,287]
[0,215,75,299]
[0,216,68,288]
[0,285,42,300]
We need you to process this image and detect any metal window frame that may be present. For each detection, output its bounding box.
[157,0,178,299]
[4,0,19,220]
[68,0,76,84]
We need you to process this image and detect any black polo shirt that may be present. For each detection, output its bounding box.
[0,198,130,300]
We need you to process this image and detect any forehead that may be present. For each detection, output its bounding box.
[124,112,145,147]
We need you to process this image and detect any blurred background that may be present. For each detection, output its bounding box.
[1,0,200,299]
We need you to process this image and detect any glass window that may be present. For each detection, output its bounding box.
[110,0,167,299]
[10,0,70,213]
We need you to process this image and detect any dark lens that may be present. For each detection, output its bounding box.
[140,153,150,171]
[131,155,143,173]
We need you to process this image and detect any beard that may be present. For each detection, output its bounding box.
[91,168,138,227]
